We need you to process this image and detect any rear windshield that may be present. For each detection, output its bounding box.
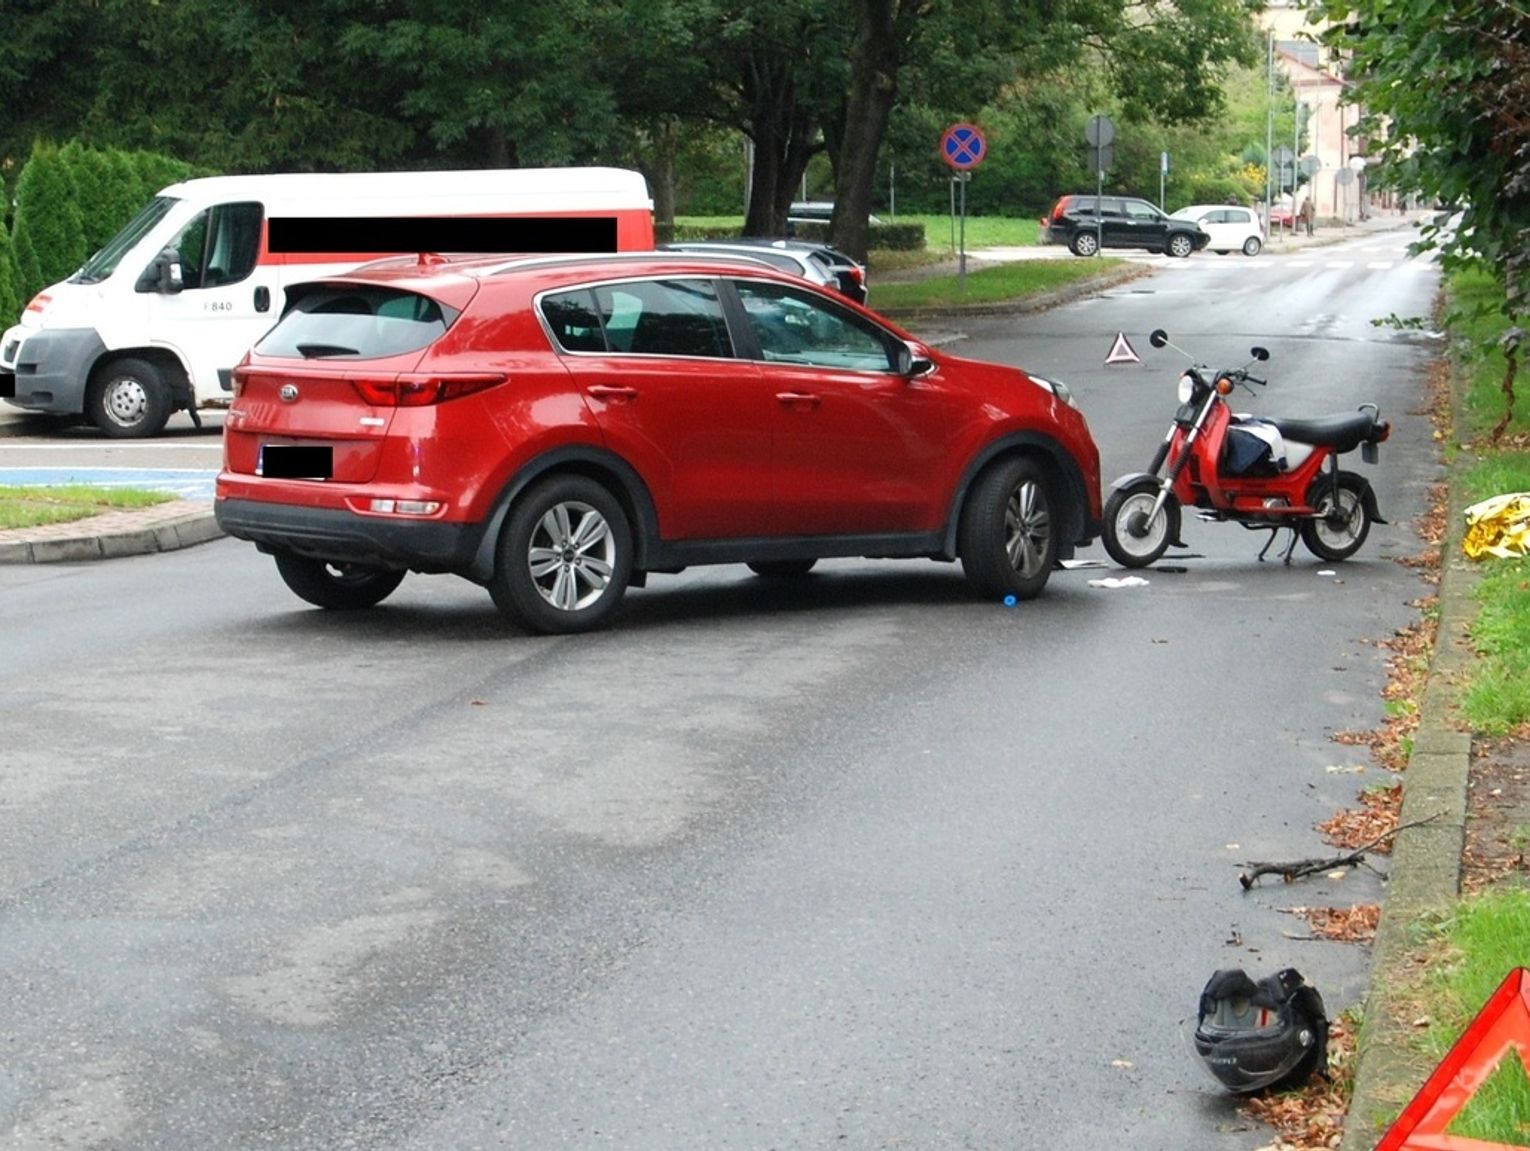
[256,285,459,360]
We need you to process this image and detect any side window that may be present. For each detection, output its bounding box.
[594,279,732,359]
[733,280,895,372]
[1098,199,1125,218]
[169,202,263,290]
[1125,201,1159,221]
[540,289,607,353]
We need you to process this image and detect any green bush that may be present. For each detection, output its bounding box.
[0,216,21,326]
[60,141,120,255]
[11,141,86,300]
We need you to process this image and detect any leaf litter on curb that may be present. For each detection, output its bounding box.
[1240,1014,1357,1150]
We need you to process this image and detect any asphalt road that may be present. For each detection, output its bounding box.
[0,229,1442,1150]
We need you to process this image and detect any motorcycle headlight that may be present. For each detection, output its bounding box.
[1029,373,1078,409]
[1177,374,1195,403]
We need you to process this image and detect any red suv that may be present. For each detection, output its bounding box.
[216,252,1101,633]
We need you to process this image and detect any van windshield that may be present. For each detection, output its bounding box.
[72,196,179,284]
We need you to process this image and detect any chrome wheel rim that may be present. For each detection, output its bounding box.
[526,500,615,611]
[1005,479,1051,579]
[105,378,149,426]
[1312,489,1362,549]
[1115,491,1168,557]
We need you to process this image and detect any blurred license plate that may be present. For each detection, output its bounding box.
[259,445,332,479]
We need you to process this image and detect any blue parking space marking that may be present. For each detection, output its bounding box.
[0,467,217,501]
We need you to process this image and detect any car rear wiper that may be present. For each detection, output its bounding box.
[296,342,361,358]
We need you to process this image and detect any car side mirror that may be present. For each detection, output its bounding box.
[155,247,184,294]
[1149,329,1169,348]
[896,342,935,378]
[1251,346,1269,361]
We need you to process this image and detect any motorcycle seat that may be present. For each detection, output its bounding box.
[1265,412,1378,453]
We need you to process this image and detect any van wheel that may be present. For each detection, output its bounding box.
[1070,232,1100,257]
[490,475,632,634]
[88,357,172,438]
[273,552,405,609]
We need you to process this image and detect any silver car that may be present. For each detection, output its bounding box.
[661,239,868,304]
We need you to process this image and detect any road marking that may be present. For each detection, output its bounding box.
[1367,261,1394,270]
[1326,260,1356,269]
[1290,261,1314,268]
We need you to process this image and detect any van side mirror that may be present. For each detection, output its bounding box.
[155,247,184,294]
[895,342,935,378]
[1149,329,1169,348]
[1251,346,1269,361]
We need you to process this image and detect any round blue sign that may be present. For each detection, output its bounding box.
[940,122,987,171]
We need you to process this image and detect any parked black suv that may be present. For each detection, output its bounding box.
[1039,195,1210,258]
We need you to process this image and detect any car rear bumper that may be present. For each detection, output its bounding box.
[215,498,486,573]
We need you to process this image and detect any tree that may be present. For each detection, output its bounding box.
[1317,0,1530,434]
[1317,0,1530,307]
[12,142,86,300]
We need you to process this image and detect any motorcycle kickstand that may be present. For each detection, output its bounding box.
[1256,525,1302,565]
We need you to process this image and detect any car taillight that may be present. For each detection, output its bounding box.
[845,265,865,285]
[350,372,506,407]
[1051,201,1068,222]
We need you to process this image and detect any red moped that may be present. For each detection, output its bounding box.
[1102,329,1391,568]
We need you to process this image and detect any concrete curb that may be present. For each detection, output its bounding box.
[0,500,222,564]
[1339,446,1479,1148]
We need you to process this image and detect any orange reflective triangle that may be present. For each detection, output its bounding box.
[1376,967,1530,1150]
[1105,332,1141,365]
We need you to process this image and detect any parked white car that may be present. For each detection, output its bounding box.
[1169,204,1264,256]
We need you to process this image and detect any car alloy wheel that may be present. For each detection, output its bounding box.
[491,474,633,634]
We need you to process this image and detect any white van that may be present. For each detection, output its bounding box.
[0,167,654,437]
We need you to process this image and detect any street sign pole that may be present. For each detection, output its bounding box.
[939,122,988,299]
[1085,115,1116,255]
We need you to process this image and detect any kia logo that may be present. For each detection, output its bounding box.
[279,384,299,403]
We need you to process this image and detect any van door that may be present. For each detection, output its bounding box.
[147,201,276,401]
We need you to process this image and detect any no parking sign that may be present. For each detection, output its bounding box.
[940,122,987,171]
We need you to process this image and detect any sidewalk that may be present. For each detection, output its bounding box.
[0,498,220,564]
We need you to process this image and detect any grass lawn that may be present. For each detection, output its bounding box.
[0,484,175,530]
[674,213,1041,254]
[867,258,1123,312]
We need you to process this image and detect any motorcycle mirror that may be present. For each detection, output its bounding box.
[1149,329,1169,349]
[1250,346,1269,361]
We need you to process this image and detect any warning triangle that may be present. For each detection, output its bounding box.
[1105,332,1141,365]
[1376,967,1530,1150]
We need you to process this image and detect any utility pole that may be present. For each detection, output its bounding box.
[1265,28,1274,233]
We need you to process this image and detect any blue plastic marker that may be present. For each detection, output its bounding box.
[1003,595,1017,608]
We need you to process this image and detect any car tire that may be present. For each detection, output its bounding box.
[1167,233,1195,258]
[87,357,173,438]
[490,474,632,634]
[272,552,406,609]
[1070,232,1100,257]
[747,560,817,578]
[1242,236,1263,256]
[959,457,1057,601]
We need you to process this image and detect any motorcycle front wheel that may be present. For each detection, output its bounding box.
[1299,472,1372,561]
[1103,479,1174,568]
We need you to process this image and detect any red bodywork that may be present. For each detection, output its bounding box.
[1165,394,1387,517]
[217,252,1101,574]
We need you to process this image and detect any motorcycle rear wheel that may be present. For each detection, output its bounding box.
[1299,472,1371,561]
[1103,479,1174,568]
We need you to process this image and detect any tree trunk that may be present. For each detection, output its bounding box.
[636,120,679,237]
[831,0,907,262]
[741,54,818,237]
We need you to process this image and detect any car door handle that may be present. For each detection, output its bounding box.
[776,391,821,407]
[587,385,639,402]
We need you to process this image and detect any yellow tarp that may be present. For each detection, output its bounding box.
[1462,493,1530,559]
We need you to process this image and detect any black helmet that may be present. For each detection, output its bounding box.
[1192,967,1328,1093]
